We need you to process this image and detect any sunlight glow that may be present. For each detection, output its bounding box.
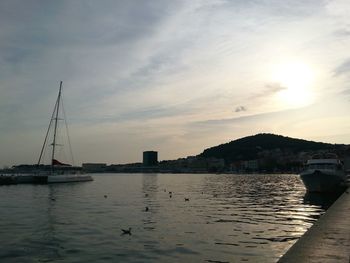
[272,61,315,107]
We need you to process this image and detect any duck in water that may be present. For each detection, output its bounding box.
[121,227,132,235]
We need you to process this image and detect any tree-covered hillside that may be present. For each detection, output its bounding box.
[199,133,346,163]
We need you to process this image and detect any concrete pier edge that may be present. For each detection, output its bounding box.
[278,188,350,262]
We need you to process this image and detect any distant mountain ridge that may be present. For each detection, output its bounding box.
[199,133,348,163]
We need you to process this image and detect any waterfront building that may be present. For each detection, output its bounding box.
[244,160,259,171]
[143,151,158,166]
[206,158,225,170]
[82,163,107,172]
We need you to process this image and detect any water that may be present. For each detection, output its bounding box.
[0,173,341,263]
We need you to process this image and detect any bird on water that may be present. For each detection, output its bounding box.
[121,227,132,235]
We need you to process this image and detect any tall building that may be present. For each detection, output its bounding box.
[143,151,158,166]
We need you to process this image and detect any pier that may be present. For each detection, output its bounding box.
[278,188,350,262]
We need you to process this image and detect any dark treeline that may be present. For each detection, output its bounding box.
[199,133,349,164]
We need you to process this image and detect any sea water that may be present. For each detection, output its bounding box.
[0,173,341,263]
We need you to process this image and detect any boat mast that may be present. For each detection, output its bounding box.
[51,81,63,172]
[37,95,58,166]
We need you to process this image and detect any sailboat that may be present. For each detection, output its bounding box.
[0,81,93,185]
[36,81,93,183]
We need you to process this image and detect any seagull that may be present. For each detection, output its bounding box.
[121,227,132,235]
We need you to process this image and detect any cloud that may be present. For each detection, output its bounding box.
[264,82,287,93]
[249,82,287,100]
[325,0,350,31]
[235,106,247,112]
[339,88,350,101]
[1,1,350,166]
[109,104,194,123]
[332,29,350,38]
[192,108,295,127]
[333,58,350,77]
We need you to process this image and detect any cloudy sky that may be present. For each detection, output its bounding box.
[1,0,350,167]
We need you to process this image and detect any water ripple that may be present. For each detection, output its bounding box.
[0,173,341,262]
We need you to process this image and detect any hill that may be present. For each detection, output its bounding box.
[199,133,347,163]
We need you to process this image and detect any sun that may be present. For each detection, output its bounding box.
[271,61,315,107]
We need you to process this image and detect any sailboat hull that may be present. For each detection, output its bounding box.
[0,175,48,185]
[0,174,93,185]
[47,174,93,183]
[17,175,48,184]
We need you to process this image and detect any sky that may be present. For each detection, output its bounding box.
[1,0,350,167]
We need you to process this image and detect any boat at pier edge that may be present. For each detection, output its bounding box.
[0,81,92,184]
[300,153,347,193]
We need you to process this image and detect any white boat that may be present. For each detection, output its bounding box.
[47,174,93,183]
[300,153,346,192]
[36,81,93,183]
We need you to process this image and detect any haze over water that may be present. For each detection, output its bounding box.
[0,173,340,262]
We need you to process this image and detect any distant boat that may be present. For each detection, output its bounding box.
[0,81,93,185]
[300,153,346,193]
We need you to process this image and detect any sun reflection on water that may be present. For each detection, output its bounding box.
[0,173,340,263]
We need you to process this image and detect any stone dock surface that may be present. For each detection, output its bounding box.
[278,188,350,263]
